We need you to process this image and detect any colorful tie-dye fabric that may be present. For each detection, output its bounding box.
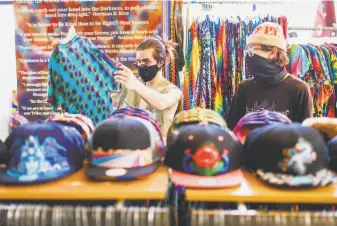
[47,35,120,125]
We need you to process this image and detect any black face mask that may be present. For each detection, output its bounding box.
[246,54,286,87]
[138,65,160,82]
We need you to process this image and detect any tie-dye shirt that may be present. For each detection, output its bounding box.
[47,36,120,125]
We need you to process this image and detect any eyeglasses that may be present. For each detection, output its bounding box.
[244,46,263,57]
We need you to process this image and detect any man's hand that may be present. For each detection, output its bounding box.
[114,65,141,91]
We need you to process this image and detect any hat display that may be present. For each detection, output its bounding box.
[1,121,85,184]
[168,108,227,136]
[302,117,337,141]
[47,113,95,141]
[244,124,335,188]
[327,136,337,173]
[164,123,243,188]
[234,110,292,144]
[246,22,286,51]
[85,115,165,181]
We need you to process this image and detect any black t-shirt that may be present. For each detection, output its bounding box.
[226,75,313,130]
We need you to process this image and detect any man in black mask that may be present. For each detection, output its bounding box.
[226,22,313,130]
[114,36,182,138]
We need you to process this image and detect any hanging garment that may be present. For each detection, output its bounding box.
[47,36,120,125]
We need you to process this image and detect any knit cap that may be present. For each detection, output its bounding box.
[246,22,286,51]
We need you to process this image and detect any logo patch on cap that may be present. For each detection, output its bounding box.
[183,142,230,176]
[278,137,317,175]
[105,168,127,177]
[7,135,71,182]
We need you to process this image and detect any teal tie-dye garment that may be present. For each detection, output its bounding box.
[47,36,120,125]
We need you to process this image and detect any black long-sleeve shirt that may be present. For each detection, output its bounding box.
[226,75,313,130]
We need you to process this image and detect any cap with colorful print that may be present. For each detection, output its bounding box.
[234,110,292,144]
[244,123,335,188]
[85,115,165,181]
[168,108,227,137]
[0,121,85,184]
[164,123,243,188]
[46,113,95,141]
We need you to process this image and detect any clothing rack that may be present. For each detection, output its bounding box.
[288,26,337,31]
[0,203,170,226]
[183,0,285,4]
[190,209,337,226]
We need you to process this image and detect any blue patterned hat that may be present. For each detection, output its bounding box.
[1,121,84,184]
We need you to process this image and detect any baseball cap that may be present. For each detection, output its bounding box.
[47,113,95,141]
[109,107,165,145]
[234,110,292,144]
[246,22,286,51]
[85,115,165,181]
[1,121,85,184]
[164,123,243,188]
[327,136,337,173]
[168,108,227,137]
[244,123,335,188]
[9,112,29,129]
[302,117,337,141]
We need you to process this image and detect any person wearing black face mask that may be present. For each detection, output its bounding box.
[226,22,313,130]
[114,36,183,138]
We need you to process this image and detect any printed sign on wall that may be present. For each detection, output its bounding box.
[14,0,163,120]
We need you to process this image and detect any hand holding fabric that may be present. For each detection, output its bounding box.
[114,65,141,91]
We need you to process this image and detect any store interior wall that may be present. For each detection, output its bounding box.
[0,2,16,141]
[0,0,336,141]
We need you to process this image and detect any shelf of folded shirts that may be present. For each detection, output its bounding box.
[0,165,168,200]
[186,171,337,204]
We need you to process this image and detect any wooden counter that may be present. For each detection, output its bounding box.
[186,171,337,204]
[0,166,168,200]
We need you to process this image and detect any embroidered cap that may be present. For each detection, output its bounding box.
[168,108,227,137]
[244,124,335,188]
[302,117,337,141]
[164,123,243,188]
[85,115,165,181]
[46,113,95,141]
[234,110,292,144]
[327,136,337,173]
[0,121,85,184]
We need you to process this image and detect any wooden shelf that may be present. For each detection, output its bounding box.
[0,166,169,200]
[186,171,337,204]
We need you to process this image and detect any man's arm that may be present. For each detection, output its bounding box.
[114,65,182,111]
[226,85,246,130]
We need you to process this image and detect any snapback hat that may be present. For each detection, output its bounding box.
[9,112,29,129]
[1,121,84,184]
[168,108,227,137]
[246,22,286,51]
[47,113,95,141]
[164,123,243,188]
[244,123,335,188]
[234,110,292,144]
[302,117,337,141]
[110,107,164,145]
[85,115,165,181]
[327,136,337,173]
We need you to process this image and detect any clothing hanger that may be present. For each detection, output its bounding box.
[59,15,77,44]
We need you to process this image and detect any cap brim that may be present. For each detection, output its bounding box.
[169,169,244,188]
[0,167,77,185]
[85,162,159,181]
[255,168,336,188]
